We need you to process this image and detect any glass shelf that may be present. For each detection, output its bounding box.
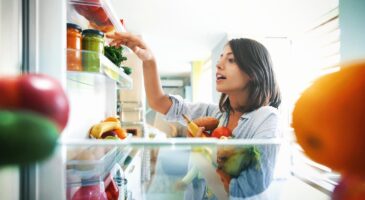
[67,48,132,89]
[67,0,126,33]
[61,138,286,200]
[61,137,284,147]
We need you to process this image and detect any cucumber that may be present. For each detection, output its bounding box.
[0,111,59,165]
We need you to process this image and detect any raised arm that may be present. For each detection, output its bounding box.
[106,32,172,114]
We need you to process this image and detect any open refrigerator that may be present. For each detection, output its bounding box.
[0,0,336,199]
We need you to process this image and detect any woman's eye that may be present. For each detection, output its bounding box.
[228,58,235,63]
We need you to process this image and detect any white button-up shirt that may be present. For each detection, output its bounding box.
[164,94,282,199]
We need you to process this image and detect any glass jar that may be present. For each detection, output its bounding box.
[67,23,82,71]
[82,29,104,72]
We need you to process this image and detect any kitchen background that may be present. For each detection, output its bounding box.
[0,0,365,199]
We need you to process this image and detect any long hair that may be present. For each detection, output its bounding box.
[219,38,281,113]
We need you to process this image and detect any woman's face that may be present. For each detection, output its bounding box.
[216,45,250,94]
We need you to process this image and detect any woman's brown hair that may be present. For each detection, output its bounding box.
[219,38,281,113]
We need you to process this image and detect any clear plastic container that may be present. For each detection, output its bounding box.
[68,0,126,33]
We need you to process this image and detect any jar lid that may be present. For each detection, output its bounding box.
[82,29,105,37]
[67,23,82,32]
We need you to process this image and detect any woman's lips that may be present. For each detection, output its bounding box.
[216,73,227,82]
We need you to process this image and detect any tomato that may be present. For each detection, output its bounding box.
[211,127,232,138]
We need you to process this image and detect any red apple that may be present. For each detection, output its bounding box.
[18,74,69,132]
[0,77,20,108]
[0,74,69,132]
[211,127,232,139]
[332,174,365,200]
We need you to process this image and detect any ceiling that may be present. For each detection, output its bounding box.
[111,0,338,76]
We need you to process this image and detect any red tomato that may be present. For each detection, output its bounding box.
[211,127,232,138]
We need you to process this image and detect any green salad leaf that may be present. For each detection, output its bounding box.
[104,46,127,67]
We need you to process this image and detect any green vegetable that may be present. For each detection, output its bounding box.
[0,111,59,165]
[222,146,261,177]
[104,46,127,67]
[122,66,132,75]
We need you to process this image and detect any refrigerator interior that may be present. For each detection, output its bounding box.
[4,0,362,199]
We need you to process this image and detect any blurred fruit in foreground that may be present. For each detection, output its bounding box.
[332,175,365,200]
[292,62,365,177]
[0,74,70,132]
[0,111,58,165]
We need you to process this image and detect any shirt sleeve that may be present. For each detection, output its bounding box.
[229,111,281,198]
[164,94,219,125]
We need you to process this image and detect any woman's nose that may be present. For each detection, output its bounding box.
[216,59,223,69]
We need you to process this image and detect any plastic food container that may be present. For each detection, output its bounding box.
[67,23,82,71]
[82,29,104,72]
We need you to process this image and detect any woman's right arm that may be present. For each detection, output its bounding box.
[142,59,172,114]
[106,32,172,114]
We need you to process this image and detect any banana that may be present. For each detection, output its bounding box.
[89,121,121,138]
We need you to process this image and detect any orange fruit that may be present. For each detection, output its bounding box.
[103,116,120,123]
[292,61,365,177]
[114,128,127,139]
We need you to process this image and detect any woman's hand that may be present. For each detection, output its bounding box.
[106,32,154,62]
[216,169,231,193]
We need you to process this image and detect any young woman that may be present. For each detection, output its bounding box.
[107,32,282,199]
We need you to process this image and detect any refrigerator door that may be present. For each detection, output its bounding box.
[0,0,22,75]
[24,0,132,199]
[0,0,22,200]
[23,0,67,199]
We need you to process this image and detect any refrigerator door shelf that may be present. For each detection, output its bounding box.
[66,145,132,185]
[67,0,126,33]
[67,48,132,89]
